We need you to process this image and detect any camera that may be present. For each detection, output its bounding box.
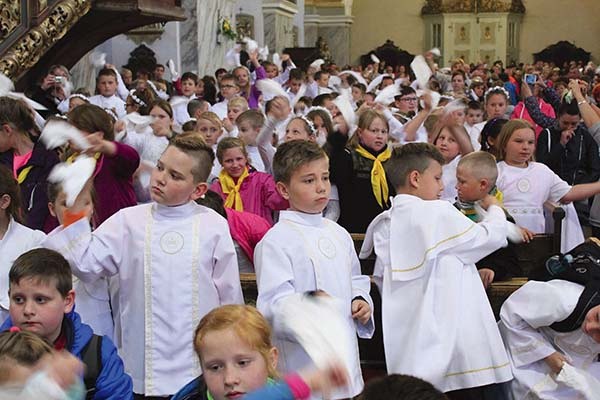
[54,76,64,84]
[524,74,537,85]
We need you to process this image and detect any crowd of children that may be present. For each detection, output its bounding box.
[2,44,600,400]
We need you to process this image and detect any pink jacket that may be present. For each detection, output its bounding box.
[210,170,288,225]
[225,208,271,264]
[511,98,556,139]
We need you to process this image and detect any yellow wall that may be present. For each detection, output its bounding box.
[350,1,424,63]
[350,0,600,65]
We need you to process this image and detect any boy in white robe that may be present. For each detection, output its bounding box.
[360,143,513,398]
[89,68,126,119]
[499,277,600,399]
[255,140,374,399]
[44,134,244,397]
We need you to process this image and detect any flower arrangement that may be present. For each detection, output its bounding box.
[219,16,237,41]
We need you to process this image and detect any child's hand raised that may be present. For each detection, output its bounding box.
[268,96,291,122]
[479,194,500,210]
[351,298,371,325]
[222,117,234,133]
[301,362,349,397]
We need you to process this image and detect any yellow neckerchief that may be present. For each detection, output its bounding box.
[219,167,250,211]
[17,166,33,184]
[65,152,101,164]
[355,144,392,208]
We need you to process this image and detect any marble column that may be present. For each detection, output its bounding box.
[196,0,237,75]
[180,0,198,74]
[262,1,298,53]
[318,17,353,66]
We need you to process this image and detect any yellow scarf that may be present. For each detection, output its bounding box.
[219,168,250,211]
[355,144,392,208]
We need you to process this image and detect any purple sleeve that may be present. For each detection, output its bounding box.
[248,66,267,109]
[524,96,556,129]
[110,142,140,178]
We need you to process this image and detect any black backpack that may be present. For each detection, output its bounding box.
[81,334,103,399]
[535,238,600,332]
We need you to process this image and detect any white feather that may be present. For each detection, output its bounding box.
[333,95,356,130]
[0,73,15,94]
[291,84,307,107]
[256,79,288,99]
[48,156,95,207]
[91,52,106,68]
[367,74,390,93]
[310,59,325,70]
[123,112,155,134]
[167,59,179,79]
[274,294,352,373]
[0,73,47,110]
[370,54,381,64]
[258,45,269,61]
[169,96,190,108]
[243,37,259,53]
[474,203,524,243]
[272,53,282,71]
[416,89,441,110]
[339,70,367,87]
[443,99,468,116]
[410,55,432,89]
[40,120,90,151]
[374,83,400,105]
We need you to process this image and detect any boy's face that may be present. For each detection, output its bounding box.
[466,109,483,126]
[317,73,330,88]
[412,160,444,201]
[97,75,117,97]
[150,146,207,206]
[238,121,260,146]
[9,278,74,343]
[196,120,222,147]
[288,78,302,94]
[154,66,165,80]
[227,106,244,125]
[455,166,489,202]
[351,87,363,102]
[276,157,331,214]
[220,80,239,100]
[181,78,197,97]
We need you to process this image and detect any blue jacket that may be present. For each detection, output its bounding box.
[172,376,297,400]
[1,310,132,400]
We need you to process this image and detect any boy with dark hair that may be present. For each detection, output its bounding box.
[1,248,132,399]
[44,134,244,397]
[89,68,126,119]
[173,72,199,127]
[464,100,484,149]
[360,374,448,400]
[361,142,512,398]
[256,140,374,400]
[211,73,240,120]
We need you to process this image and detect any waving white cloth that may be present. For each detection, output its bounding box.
[274,293,352,373]
[48,156,95,207]
[40,119,90,151]
[410,55,432,89]
[0,73,47,110]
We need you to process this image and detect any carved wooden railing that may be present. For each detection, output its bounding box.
[0,0,185,90]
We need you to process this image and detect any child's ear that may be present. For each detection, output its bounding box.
[0,194,11,211]
[48,202,57,217]
[276,181,290,200]
[63,289,76,314]
[408,170,420,189]
[480,178,491,192]
[268,346,279,372]
[190,182,209,201]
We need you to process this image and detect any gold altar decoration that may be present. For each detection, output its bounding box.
[422,0,525,14]
[0,1,21,42]
[0,0,92,79]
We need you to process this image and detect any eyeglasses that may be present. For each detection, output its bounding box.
[400,97,418,102]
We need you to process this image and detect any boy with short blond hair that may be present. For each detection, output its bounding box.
[255,140,374,400]
[361,143,512,398]
[223,96,249,137]
[236,109,266,172]
[89,68,126,119]
[1,248,132,399]
[44,134,244,397]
